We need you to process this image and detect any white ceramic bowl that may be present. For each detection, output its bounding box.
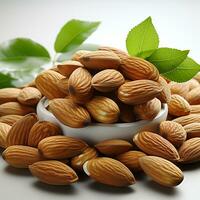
[37,97,168,144]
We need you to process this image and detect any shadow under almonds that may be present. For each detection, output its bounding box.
[4,165,31,177]
[179,162,200,171]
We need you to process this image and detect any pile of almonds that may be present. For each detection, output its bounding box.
[0,47,200,189]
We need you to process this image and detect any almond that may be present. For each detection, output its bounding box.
[0,122,11,148]
[38,135,88,159]
[172,114,200,126]
[159,121,186,147]
[116,151,146,171]
[133,131,180,161]
[72,50,91,61]
[92,69,125,92]
[118,80,163,105]
[68,68,93,104]
[0,88,21,104]
[28,121,61,147]
[0,115,23,126]
[6,113,38,146]
[139,156,184,187]
[71,147,98,171]
[187,79,199,90]
[56,78,69,95]
[2,145,43,168]
[190,105,200,114]
[169,82,189,99]
[49,98,91,128]
[168,94,190,116]
[179,138,200,163]
[186,86,200,105]
[17,87,42,106]
[119,103,136,123]
[57,60,83,77]
[29,160,78,185]
[184,123,200,138]
[83,157,135,187]
[79,50,121,70]
[35,70,66,99]
[86,96,120,123]
[0,102,35,116]
[95,139,133,156]
[134,98,161,120]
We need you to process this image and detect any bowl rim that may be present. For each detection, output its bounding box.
[37,97,168,128]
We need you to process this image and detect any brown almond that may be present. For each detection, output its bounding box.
[72,50,91,61]
[56,78,69,95]
[119,103,136,123]
[0,88,21,104]
[0,115,23,126]
[0,122,11,148]
[172,114,200,126]
[190,105,200,114]
[184,123,200,138]
[187,79,199,90]
[186,86,200,105]
[169,82,189,99]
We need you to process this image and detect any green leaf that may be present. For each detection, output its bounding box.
[162,57,200,82]
[54,19,100,53]
[126,17,159,58]
[147,48,189,73]
[0,73,15,88]
[0,38,51,87]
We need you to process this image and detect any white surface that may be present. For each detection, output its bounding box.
[37,97,168,144]
[0,0,200,199]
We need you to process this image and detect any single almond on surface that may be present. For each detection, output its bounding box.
[49,98,91,128]
[71,147,98,171]
[0,122,11,148]
[57,60,83,77]
[139,156,184,187]
[83,157,135,187]
[72,50,91,61]
[168,94,190,116]
[133,131,180,161]
[56,78,69,95]
[169,82,189,99]
[190,105,200,114]
[28,121,61,147]
[38,135,88,159]
[35,70,66,99]
[186,86,200,105]
[184,123,200,138]
[95,139,133,156]
[2,145,43,168]
[159,121,186,147]
[86,96,120,123]
[29,160,78,185]
[6,113,38,146]
[172,114,200,126]
[0,115,23,126]
[92,69,125,92]
[0,102,35,116]
[0,88,21,104]
[179,138,200,163]
[116,151,146,171]
[68,67,93,104]
[134,98,161,120]
[79,50,121,70]
[118,80,163,105]
[17,87,42,106]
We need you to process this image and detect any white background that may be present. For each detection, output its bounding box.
[0,0,200,200]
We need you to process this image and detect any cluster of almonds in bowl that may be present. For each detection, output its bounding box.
[0,47,200,189]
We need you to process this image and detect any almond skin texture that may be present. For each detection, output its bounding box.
[168,94,191,116]
[38,136,88,159]
[159,121,186,147]
[56,78,69,95]
[28,121,61,147]
[190,105,200,114]
[2,145,43,168]
[179,138,200,163]
[83,157,135,187]
[35,70,66,99]
[79,50,121,70]
[139,156,184,187]
[184,123,200,138]
[86,96,120,123]
[116,151,146,171]
[6,113,38,146]
[68,68,93,104]
[187,79,199,90]
[0,115,23,126]
[0,88,21,104]
[0,122,11,148]
[72,50,91,61]
[172,114,200,126]
[118,80,163,105]
[29,160,78,185]
[57,60,83,77]
[186,86,200,105]
[71,147,98,171]
[133,131,180,161]
[95,139,133,156]
[17,87,42,106]
[134,98,161,120]
[49,98,91,128]
[169,82,189,99]
[0,102,35,116]
[92,69,125,92]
